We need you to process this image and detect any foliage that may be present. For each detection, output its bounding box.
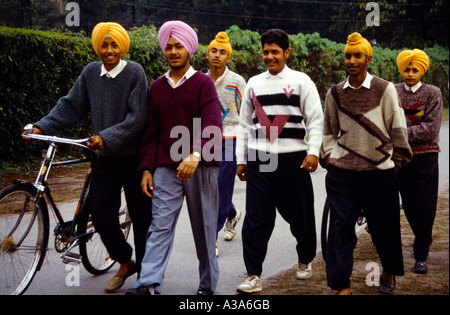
[0,25,448,164]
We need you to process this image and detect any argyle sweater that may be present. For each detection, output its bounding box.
[236,66,323,164]
[395,83,443,155]
[320,75,412,171]
[34,61,149,157]
[139,71,222,173]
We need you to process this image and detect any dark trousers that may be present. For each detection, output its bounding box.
[217,138,237,232]
[325,166,404,291]
[85,155,152,273]
[242,150,316,276]
[398,153,439,262]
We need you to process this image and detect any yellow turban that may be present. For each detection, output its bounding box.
[345,32,372,57]
[397,49,430,76]
[208,32,232,55]
[91,22,130,57]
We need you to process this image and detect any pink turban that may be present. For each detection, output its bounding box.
[158,20,198,56]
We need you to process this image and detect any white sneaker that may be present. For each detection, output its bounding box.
[296,262,312,280]
[224,209,241,241]
[236,275,262,293]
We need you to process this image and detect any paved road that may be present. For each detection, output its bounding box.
[24,121,448,295]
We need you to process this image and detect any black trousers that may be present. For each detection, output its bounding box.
[242,150,316,277]
[398,153,439,262]
[325,166,404,291]
[85,155,152,272]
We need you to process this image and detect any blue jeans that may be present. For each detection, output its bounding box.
[133,165,219,292]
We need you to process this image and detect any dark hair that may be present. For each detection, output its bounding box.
[261,29,289,51]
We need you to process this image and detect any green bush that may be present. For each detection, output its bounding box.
[1,25,448,164]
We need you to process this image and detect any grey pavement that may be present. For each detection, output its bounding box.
[24,121,448,295]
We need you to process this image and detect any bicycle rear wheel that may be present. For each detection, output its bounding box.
[78,189,131,275]
[0,184,49,295]
[321,197,331,263]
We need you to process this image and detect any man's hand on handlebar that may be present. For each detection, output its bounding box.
[22,125,42,142]
[87,135,105,150]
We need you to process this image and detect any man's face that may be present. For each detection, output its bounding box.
[206,46,231,70]
[262,43,290,75]
[344,49,372,77]
[401,64,423,87]
[100,36,122,71]
[165,37,190,70]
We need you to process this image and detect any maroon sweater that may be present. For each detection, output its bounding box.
[395,83,443,155]
[139,71,222,173]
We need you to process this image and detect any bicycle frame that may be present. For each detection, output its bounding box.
[21,134,97,248]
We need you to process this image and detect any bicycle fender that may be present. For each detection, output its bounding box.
[13,179,37,191]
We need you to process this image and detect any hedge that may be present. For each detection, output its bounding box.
[1,25,448,164]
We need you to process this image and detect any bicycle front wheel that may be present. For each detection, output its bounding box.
[78,189,131,275]
[0,184,49,295]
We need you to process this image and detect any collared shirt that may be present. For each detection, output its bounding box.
[165,66,197,89]
[262,65,290,79]
[100,59,127,79]
[343,72,374,90]
[403,81,422,93]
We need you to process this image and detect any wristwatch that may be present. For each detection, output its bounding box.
[193,151,201,159]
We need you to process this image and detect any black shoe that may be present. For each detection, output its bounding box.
[125,286,152,295]
[197,289,214,295]
[414,261,428,274]
[379,276,395,294]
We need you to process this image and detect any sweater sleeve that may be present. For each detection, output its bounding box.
[138,85,159,173]
[299,75,324,157]
[34,66,91,135]
[236,80,254,165]
[192,76,223,162]
[319,87,339,169]
[99,65,149,151]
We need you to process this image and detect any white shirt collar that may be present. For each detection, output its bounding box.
[100,59,127,79]
[165,66,197,88]
[263,65,290,79]
[207,67,230,87]
[404,81,422,93]
[344,72,373,89]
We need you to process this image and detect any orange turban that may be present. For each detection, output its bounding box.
[91,22,130,57]
[345,32,372,57]
[397,49,430,76]
[208,32,232,55]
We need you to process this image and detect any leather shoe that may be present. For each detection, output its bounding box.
[379,276,395,294]
[197,289,214,295]
[125,286,152,295]
[414,261,428,274]
[104,260,136,293]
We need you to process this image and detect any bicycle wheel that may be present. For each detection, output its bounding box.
[320,197,331,263]
[0,184,49,295]
[78,189,131,275]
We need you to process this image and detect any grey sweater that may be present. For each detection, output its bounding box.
[34,61,148,157]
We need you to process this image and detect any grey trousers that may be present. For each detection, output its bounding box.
[133,165,219,292]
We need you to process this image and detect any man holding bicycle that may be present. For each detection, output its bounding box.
[23,22,152,293]
[319,32,412,295]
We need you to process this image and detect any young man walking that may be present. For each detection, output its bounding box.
[126,21,222,295]
[396,49,443,275]
[206,31,246,256]
[24,22,152,293]
[236,29,323,293]
[320,32,412,295]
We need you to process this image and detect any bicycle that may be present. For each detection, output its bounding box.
[0,132,131,295]
[320,197,368,262]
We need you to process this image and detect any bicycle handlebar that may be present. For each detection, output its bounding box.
[22,133,95,153]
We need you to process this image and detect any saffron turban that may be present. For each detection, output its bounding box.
[397,49,430,76]
[91,22,130,57]
[208,32,232,55]
[158,20,198,56]
[345,32,372,57]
